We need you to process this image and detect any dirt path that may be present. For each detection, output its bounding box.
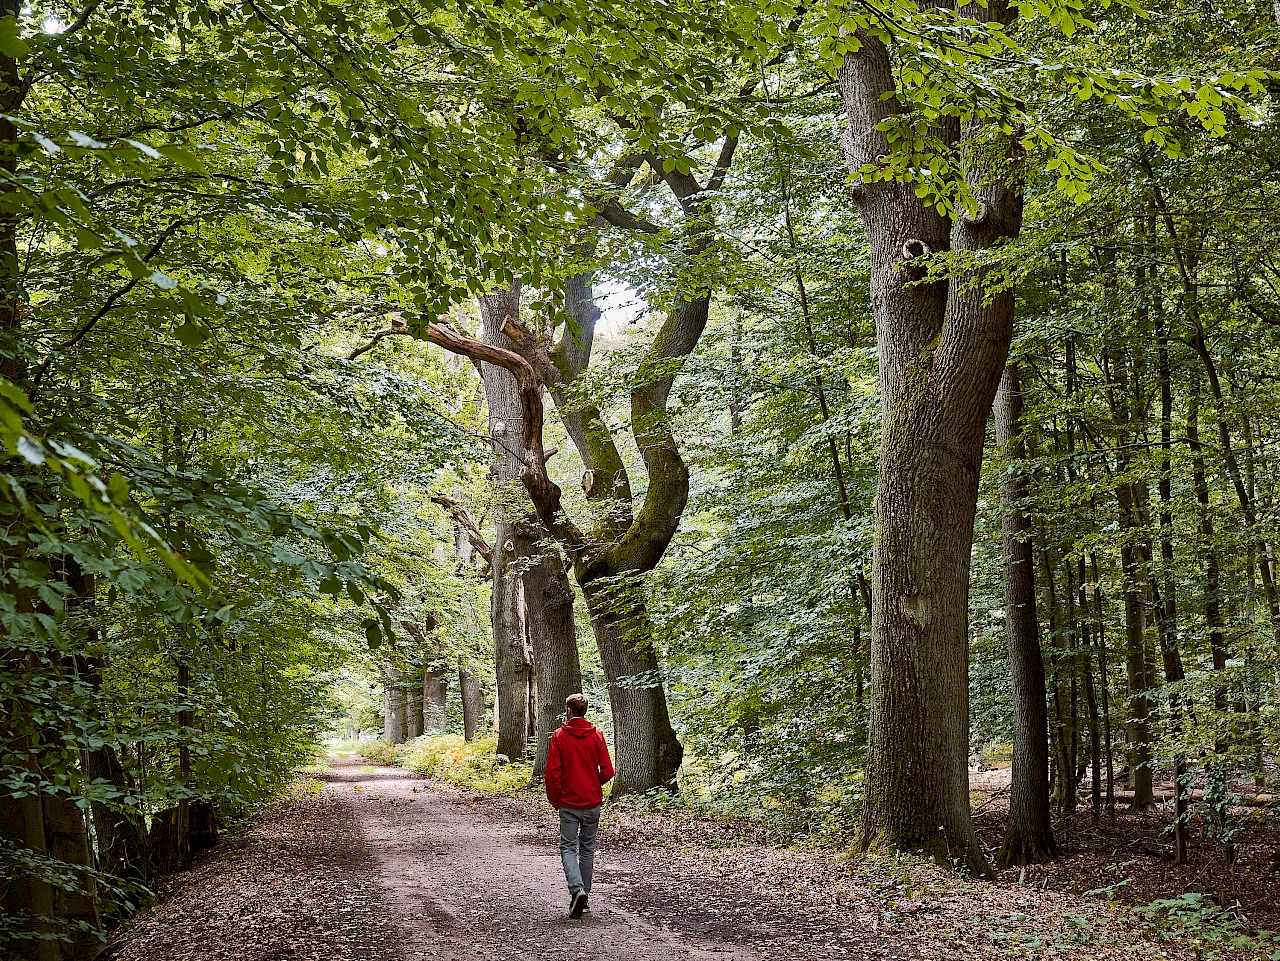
[107,759,907,961]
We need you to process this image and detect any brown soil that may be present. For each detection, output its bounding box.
[105,759,1272,961]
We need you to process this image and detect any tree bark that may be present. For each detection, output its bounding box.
[382,665,406,744]
[1118,531,1155,810]
[0,718,60,961]
[1089,551,1117,822]
[480,285,534,762]
[85,742,151,888]
[583,582,681,793]
[406,670,425,739]
[1041,546,1076,812]
[1153,307,1188,865]
[838,0,1021,876]
[423,668,448,734]
[458,668,484,741]
[525,542,582,782]
[993,365,1056,867]
[42,794,103,957]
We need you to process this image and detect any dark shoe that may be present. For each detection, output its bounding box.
[569,890,587,918]
[582,896,590,914]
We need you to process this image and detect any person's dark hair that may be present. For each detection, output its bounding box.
[565,693,588,718]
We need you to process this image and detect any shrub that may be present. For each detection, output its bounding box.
[361,736,535,794]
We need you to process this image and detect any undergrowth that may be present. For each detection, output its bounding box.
[359,736,534,794]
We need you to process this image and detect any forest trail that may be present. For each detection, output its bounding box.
[107,758,911,961]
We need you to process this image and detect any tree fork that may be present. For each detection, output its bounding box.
[839,0,1021,877]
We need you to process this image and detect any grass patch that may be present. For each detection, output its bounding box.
[357,764,376,773]
[363,736,534,794]
[324,737,368,759]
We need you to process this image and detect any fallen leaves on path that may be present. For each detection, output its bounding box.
[106,787,408,961]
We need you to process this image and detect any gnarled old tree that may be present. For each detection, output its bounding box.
[499,142,739,794]
[375,136,736,792]
[837,0,1023,875]
[478,284,582,772]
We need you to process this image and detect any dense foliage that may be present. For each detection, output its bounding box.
[3,0,1279,954]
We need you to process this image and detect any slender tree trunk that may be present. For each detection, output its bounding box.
[458,669,484,741]
[1083,633,1102,823]
[1154,309,1188,865]
[1089,552,1117,822]
[994,365,1056,867]
[1188,365,1232,857]
[1041,546,1074,812]
[1118,532,1155,810]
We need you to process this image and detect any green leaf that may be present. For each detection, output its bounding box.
[172,322,209,346]
[0,16,28,58]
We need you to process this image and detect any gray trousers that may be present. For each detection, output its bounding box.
[558,805,601,896]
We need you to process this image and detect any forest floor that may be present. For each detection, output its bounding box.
[104,758,1276,961]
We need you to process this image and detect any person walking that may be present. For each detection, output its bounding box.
[545,693,615,918]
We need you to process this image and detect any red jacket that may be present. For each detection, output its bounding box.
[545,717,615,809]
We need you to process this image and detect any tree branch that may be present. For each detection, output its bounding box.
[33,218,189,384]
[430,494,494,569]
[593,198,663,234]
[61,0,102,37]
[346,316,409,360]
[419,321,584,553]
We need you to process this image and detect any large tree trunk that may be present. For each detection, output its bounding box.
[839,0,1021,877]
[423,668,448,734]
[993,364,1056,867]
[525,544,582,782]
[582,583,682,793]
[382,665,406,744]
[406,671,425,740]
[481,285,533,762]
[43,794,103,957]
[489,521,532,759]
